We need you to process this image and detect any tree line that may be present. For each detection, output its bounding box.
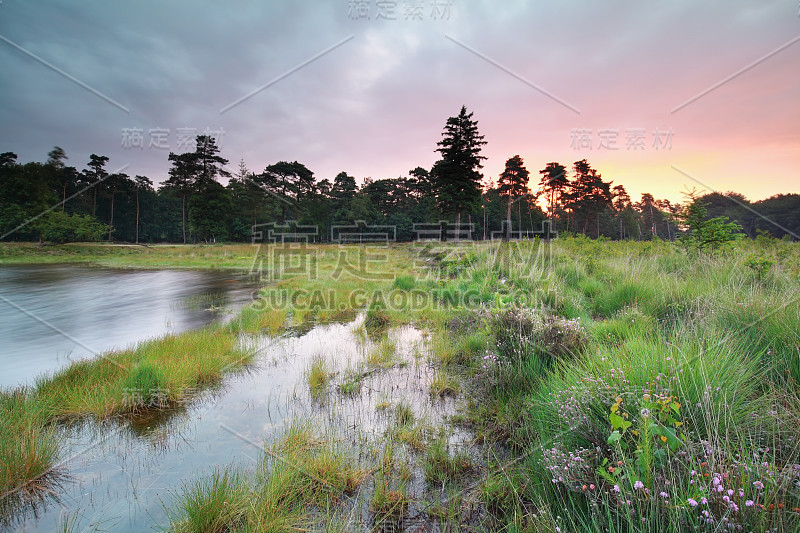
[1,106,797,244]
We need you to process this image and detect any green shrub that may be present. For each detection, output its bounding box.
[34,211,108,243]
[744,254,774,280]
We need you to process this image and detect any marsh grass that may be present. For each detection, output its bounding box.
[394,401,415,427]
[336,368,363,396]
[429,368,459,397]
[171,466,250,533]
[384,401,433,451]
[306,355,330,399]
[122,363,168,408]
[125,238,800,530]
[231,306,287,335]
[34,329,253,418]
[6,238,800,531]
[394,419,432,452]
[2,243,422,527]
[0,327,255,524]
[169,422,368,532]
[423,438,474,485]
[367,340,397,369]
[0,243,262,269]
[0,389,61,519]
[441,236,800,531]
[364,304,391,332]
[1,325,253,524]
[370,443,409,525]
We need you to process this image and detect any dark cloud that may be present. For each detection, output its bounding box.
[0,0,797,201]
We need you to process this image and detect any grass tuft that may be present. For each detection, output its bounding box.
[429,368,459,397]
[306,355,330,399]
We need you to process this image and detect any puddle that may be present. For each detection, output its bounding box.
[7,315,481,532]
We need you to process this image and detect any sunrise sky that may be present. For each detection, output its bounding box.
[1,1,798,205]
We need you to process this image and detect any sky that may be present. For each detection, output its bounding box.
[0,0,798,205]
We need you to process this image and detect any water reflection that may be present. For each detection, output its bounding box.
[0,264,256,387]
[7,316,465,533]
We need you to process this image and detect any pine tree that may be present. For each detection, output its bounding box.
[538,162,568,233]
[431,106,487,235]
[83,154,109,217]
[133,175,153,244]
[497,155,530,240]
[163,151,197,243]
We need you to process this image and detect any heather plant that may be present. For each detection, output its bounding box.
[484,306,589,368]
[524,327,800,532]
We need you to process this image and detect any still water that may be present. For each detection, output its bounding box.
[0,264,256,388]
[1,264,460,532]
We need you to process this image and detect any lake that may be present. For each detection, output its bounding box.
[0,264,257,388]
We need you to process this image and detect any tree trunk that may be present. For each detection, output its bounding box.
[596,212,600,239]
[108,191,115,242]
[62,183,67,212]
[483,202,486,241]
[135,192,140,244]
[505,197,512,241]
[182,194,187,244]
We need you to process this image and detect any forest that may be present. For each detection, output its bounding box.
[1,106,797,244]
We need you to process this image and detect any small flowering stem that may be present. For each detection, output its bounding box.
[640,410,653,487]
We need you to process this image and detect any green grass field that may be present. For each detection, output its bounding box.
[0,242,263,269]
[2,237,800,531]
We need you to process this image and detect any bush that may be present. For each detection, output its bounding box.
[744,254,774,280]
[485,307,589,366]
[536,315,590,360]
[34,211,108,243]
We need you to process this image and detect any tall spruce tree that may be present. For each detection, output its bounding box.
[431,106,487,235]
